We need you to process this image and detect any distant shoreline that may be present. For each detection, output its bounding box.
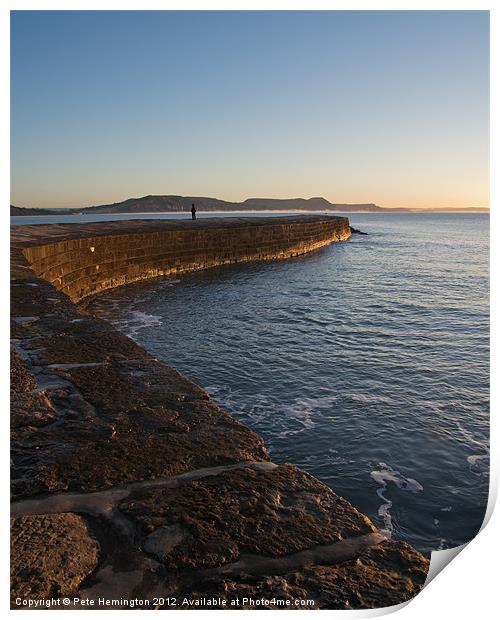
[11,194,489,217]
[10,208,490,217]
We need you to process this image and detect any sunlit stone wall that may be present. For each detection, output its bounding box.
[22,217,351,303]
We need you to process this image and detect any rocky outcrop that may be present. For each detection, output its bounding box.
[10,217,429,609]
[350,226,368,235]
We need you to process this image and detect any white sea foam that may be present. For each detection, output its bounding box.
[467,454,488,466]
[348,393,395,405]
[206,386,338,440]
[456,422,490,477]
[467,453,489,476]
[119,311,163,340]
[370,463,423,535]
[277,395,338,438]
[327,448,355,466]
[205,384,230,398]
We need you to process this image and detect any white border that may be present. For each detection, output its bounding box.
[2,2,496,617]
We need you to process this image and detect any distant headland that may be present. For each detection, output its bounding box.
[10,195,489,216]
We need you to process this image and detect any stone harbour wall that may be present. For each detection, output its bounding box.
[10,216,429,609]
[19,216,351,302]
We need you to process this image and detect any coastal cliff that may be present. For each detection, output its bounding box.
[11,197,391,216]
[10,216,429,609]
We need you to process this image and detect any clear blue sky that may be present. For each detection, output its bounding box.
[11,10,489,209]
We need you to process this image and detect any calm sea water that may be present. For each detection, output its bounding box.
[14,212,489,555]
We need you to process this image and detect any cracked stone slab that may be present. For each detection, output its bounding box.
[10,513,99,601]
[119,464,377,570]
[11,320,269,499]
[11,462,278,523]
[173,539,429,609]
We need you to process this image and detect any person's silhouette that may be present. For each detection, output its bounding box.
[191,203,196,220]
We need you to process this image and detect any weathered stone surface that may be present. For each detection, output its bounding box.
[10,282,268,499]
[11,390,58,430]
[10,349,36,393]
[12,216,351,302]
[10,513,99,600]
[11,346,268,497]
[10,218,429,609]
[143,524,187,561]
[120,465,375,570]
[173,540,428,609]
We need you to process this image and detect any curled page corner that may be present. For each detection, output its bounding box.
[424,474,496,588]
[328,599,412,618]
[425,543,468,586]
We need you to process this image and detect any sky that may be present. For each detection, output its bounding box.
[11,10,489,210]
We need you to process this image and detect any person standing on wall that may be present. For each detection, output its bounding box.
[191,203,196,220]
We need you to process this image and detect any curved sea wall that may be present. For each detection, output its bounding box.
[10,216,429,609]
[18,216,350,302]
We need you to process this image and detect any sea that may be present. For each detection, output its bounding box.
[11,211,490,555]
